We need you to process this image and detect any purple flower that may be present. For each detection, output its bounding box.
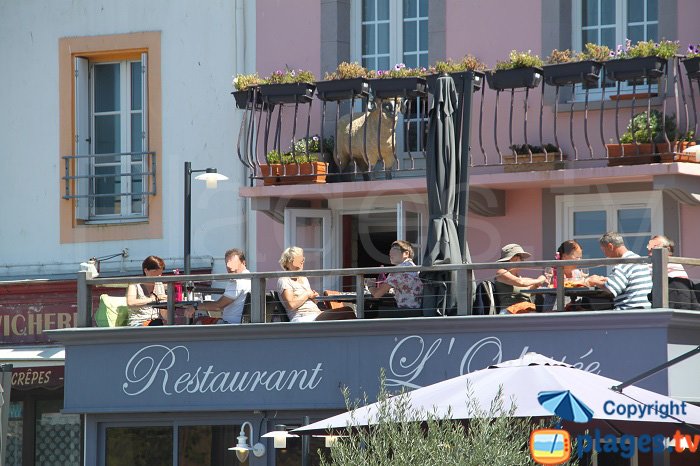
[609,51,615,57]
[688,44,695,54]
[394,63,406,70]
[377,70,385,76]
[625,38,632,50]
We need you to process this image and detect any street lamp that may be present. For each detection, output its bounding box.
[184,161,228,275]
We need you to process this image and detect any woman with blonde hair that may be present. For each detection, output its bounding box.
[277,247,324,322]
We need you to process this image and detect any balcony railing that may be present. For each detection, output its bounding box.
[75,248,699,327]
[235,57,700,185]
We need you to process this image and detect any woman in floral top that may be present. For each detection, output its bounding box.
[367,240,423,309]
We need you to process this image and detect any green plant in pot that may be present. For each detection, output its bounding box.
[317,62,371,101]
[261,135,332,185]
[487,50,544,91]
[605,39,679,83]
[543,44,609,87]
[427,55,487,91]
[503,143,565,172]
[232,73,264,109]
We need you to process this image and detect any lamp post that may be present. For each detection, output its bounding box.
[184,161,228,276]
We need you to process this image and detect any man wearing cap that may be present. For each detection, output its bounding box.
[494,244,548,313]
[587,232,652,310]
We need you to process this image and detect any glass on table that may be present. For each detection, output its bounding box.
[543,267,554,286]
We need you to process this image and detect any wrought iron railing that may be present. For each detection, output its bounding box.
[235,57,700,184]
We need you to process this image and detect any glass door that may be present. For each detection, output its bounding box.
[284,209,332,290]
[396,200,426,264]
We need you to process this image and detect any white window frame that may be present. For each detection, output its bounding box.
[397,200,426,264]
[572,0,659,101]
[74,54,149,223]
[350,0,429,157]
[555,191,663,267]
[284,208,333,290]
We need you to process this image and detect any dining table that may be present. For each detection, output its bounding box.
[521,286,611,312]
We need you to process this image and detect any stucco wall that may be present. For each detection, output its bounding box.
[0,0,249,276]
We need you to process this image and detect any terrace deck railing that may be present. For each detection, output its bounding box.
[235,57,700,185]
[75,248,700,328]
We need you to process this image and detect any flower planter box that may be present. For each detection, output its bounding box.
[232,89,266,109]
[258,83,316,105]
[606,141,696,166]
[369,77,427,98]
[543,61,603,87]
[259,161,327,185]
[682,56,700,80]
[502,152,566,172]
[315,78,370,101]
[675,144,700,163]
[486,67,543,91]
[604,57,667,83]
[609,92,658,101]
[426,71,485,93]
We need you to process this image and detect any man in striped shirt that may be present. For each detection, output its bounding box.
[587,232,653,310]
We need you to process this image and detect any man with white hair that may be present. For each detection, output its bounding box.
[647,234,689,279]
[587,232,653,310]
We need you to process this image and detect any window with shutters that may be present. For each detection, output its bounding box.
[59,33,162,240]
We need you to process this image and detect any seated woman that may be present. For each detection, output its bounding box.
[367,240,423,309]
[126,255,168,326]
[540,240,584,312]
[494,244,547,314]
[277,247,355,322]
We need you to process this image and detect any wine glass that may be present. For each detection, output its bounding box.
[543,267,554,286]
[579,268,590,278]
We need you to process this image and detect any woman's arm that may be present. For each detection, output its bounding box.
[126,284,157,308]
[369,281,392,298]
[280,287,318,311]
[495,269,547,288]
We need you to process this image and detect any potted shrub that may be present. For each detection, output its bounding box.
[606,109,695,165]
[258,68,317,105]
[369,63,428,98]
[426,55,487,92]
[259,135,332,185]
[682,43,700,79]
[487,50,544,91]
[542,44,608,87]
[604,39,678,83]
[316,62,371,101]
[503,143,565,172]
[231,73,264,109]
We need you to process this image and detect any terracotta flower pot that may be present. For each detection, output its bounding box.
[606,141,696,166]
[259,161,328,185]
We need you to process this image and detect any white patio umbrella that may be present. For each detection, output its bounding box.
[294,353,700,436]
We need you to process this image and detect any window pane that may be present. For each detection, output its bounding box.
[419,0,428,16]
[34,400,81,466]
[583,29,599,45]
[178,425,239,466]
[130,61,142,111]
[617,208,651,233]
[627,25,644,44]
[418,51,428,68]
[131,163,144,214]
[5,401,23,466]
[404,54,417,68]
[404,0,417,17]
[94,165,120,215]
[625,234,651,257]
[573,210,606,236]
[404,21,417,52]
[94,63,120,113]
[419,19,428,51]
[377,23,390,53]
[362,25,375,55]
[647,0,657,21]
[95,114,121,155]
[582,0,598,27]
[295,217,324,249]
[106,426,173,465]
[378,56,390,70]
[376,0,389,20]
[628,0,644,23]
[576,237,607,276]
[647,23,657,41]
[131,114,143,153]
[601,0,615,24]
[304,249,323,290]
[601,27,616,48]
[363,0,375,21]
